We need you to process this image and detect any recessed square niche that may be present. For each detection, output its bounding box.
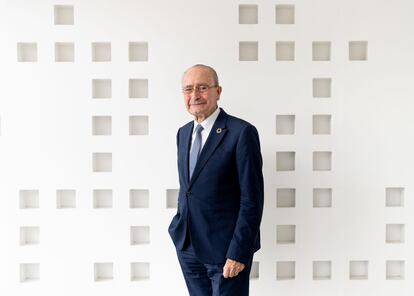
[277,261,295,280]
[239,41,258,61]
[94,262,113,281]
[166,189,179,208]
[130,226,150,245]
[129,42,148,61]
[312,42,331,61]
[239,5,258,24]
[386,260,404,280]
[19,190,39,209]
[313,188,332,208]
[129,189,149,208]
[92,153,112,172]
[277,225,295,244]
[313,78,331,98]
[276,188,295,208]
[276,42,295,61]
[276,115,295,134]
[92,116,112,136]
[129,116,149,135]
[17,43,37,62]
[385,187,404,207]
[313,261,331,280]
[20,226,40,246]
[349,41,368,61]
[131,262,150,281]
[54,5,74,25]
[250,262,259,279]
[129,79,148,98]
[275,5,295,24]
[93,189,112,209]
[92,42,111,62]
[56,189,76,208]
[55,42,74,62]
[386,224,405,243]
[313,151,332,171]
[20,263,40,282]
[92,79,112,99]
[349,261,368,280]
[313,114,331,135]
[276,151,295,171]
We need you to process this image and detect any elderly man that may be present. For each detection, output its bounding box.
[168,64,264,295]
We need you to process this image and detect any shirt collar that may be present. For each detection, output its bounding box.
[192,107,221,134]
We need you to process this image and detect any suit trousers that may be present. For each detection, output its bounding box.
[176,236,253,296]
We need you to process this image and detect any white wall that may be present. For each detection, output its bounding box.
[0,0,413,295]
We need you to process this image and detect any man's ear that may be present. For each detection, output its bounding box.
[216,86,222,99]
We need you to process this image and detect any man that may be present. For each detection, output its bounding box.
[168,64,264,295]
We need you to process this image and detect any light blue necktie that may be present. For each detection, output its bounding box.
[189,124,204,179]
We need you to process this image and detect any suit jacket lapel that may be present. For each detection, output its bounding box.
[189,109,228,187]
[181,122,194,186]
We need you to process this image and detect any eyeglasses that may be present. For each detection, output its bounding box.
[182,84,218,94]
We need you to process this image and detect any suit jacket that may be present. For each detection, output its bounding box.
[168,108,264,265]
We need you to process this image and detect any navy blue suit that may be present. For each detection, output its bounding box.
[168,108,264,295]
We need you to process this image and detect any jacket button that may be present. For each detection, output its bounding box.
[186,191,191,197]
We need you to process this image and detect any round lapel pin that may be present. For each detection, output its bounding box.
[216,128,222,134]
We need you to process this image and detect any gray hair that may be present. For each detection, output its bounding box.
[182,64,219,86]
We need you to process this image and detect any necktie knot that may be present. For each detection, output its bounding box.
[195,124,204,135]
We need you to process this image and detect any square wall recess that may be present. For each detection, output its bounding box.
[129,116,149,135]
[349,41,368,61]
[129,189,149,208]
[276,188,295,208]
[19,190,39,209]
[250,262,259,279]
[166,189,179,208]
[275,5,295,24]
[350,261,368,280]
[17,43,37,62]
[92,79,112,99]
[313,78,331,98]
[313,151,332,171]
[276,151,295,171]
[386,224,405,243]
[385,187,404,207]
[239,5,258,24]
[93,189,112,208]
[277,225,295,244]
[130,226,150,245]
[276,115,295,134]
[54,5,74,25]
[312,42,331,61]
[313,114,331,135]
[92,153,112,172]
[386,260,404,280]
[129,79,148,98]
[55,42,74,62]
[313,261,331,280]
[239,42,258,61]
[20,226,40,246]
[313,188,332,208]
[94,262,113,281]
[277,261,295,280]
[57,189,76,208]
[276,41,295,61]
[129,42,148,61]
[92,42,111,62]
[20,263,40,282]
[92,116,112,136]
[131,262,150,281]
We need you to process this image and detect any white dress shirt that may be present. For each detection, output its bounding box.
[190,107,221,152]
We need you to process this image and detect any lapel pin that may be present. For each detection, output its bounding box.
[216,128,222,134]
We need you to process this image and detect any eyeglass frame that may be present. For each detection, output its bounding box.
[182,84,219,94]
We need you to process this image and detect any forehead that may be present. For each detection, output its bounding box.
[182,67,214,85]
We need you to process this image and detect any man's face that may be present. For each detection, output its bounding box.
[182,67,222,121]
